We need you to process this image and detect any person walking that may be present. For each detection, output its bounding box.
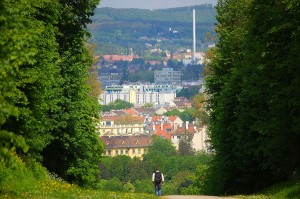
[152,168,164,196]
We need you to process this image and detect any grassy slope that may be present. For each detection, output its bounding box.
[1,153,298,199]
[237,177,300,199]
[0,154,156,199]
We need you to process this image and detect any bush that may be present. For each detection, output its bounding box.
[135,180,154,194]
[105,177,123,191]
[162,182,177,195]
[0,153,48,196]
[123,181,135,192]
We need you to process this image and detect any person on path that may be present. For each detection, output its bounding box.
[152,168,164,196]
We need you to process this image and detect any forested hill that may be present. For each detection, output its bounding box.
[88,4,217,54]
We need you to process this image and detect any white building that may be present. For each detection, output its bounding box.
[100,84,179,106]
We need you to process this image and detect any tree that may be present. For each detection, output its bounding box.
[164,109,195,122]
[192,94,209,126]
[142,103,153,108]
[143,136,177,171]
[102,99,134,112]
[205,0,300,195]
[177,86,201,99]
[109,155,131,182]
[178,138,195,156]
[86,43,102,98]
[0,0,104,187]
[204,0,259,194]
[126,157,150,182]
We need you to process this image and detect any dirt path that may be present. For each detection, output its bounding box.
[164,195,238,199]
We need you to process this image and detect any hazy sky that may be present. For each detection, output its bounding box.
[98,0,217,9]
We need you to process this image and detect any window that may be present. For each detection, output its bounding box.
[121,149,123,154]
[138,149,141,154]
[132,149,136,154]
[116,150,119,155]
[107,150,111,155]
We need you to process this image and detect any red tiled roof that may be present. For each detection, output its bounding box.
[173,101,186,107]
[102,115,145,124]
[150,123,173,139]
[111,110,127,116]
[168,116,179,122]
[151,116,162,123]
[123,108,138,115]
[172,123,196,135]
[134,108,156,115]
[100,135,152,149]
[103,55,138,62]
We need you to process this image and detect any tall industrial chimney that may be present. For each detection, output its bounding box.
[193,9,196,64]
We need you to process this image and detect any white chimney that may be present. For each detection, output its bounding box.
[193,9,196,64]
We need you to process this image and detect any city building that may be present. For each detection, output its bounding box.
[98,68,122,88]
[98,116,146,136]
[100,84,180,106]
[154,68,182,85]
[100,135,152,159]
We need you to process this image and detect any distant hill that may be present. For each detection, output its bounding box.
[88,4,217,55]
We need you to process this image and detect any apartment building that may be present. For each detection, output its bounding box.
[100,84,179,106]
[154,68,181,84]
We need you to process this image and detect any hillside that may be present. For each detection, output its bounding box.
[88,4,217,55]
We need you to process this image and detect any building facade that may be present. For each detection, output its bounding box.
[98,116,146,136]
[154,68,181,84]
[100,84,179,106]
[100,135,152,159]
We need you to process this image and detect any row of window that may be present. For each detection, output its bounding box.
[105,148,144,156]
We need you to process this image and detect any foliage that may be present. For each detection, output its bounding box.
[0,0,103,188]
[181,64,204,81]
[86,43,102,97]
[129,70,154,83]
[164,109,196,122]
[134,180,154,194]
[0,154,46,196]
[178,139,195,156]
[143,136,177,164]
[98,137,213,195]
[180,164,209,195]
[89,5,217,54]
[102,99,134,112]
[0,156,157,198]
[177,85,202,99]
[142,103,154,108]
[205,0,300,195]
[123,181,135,193]
[192,93,209,126]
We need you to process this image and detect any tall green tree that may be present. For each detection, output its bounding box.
[41,0,103,186]
[205,0,262,194]
[243,0,300,182]
[0,0,61,164]
[143,136,177,171]
[0,0,103,187]
[205,0,300,195]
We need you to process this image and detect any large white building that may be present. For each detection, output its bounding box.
[100,84,180,106]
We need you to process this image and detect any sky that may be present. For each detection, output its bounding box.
[98,0,218,9]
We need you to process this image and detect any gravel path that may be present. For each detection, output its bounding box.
[164,195,238,199]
